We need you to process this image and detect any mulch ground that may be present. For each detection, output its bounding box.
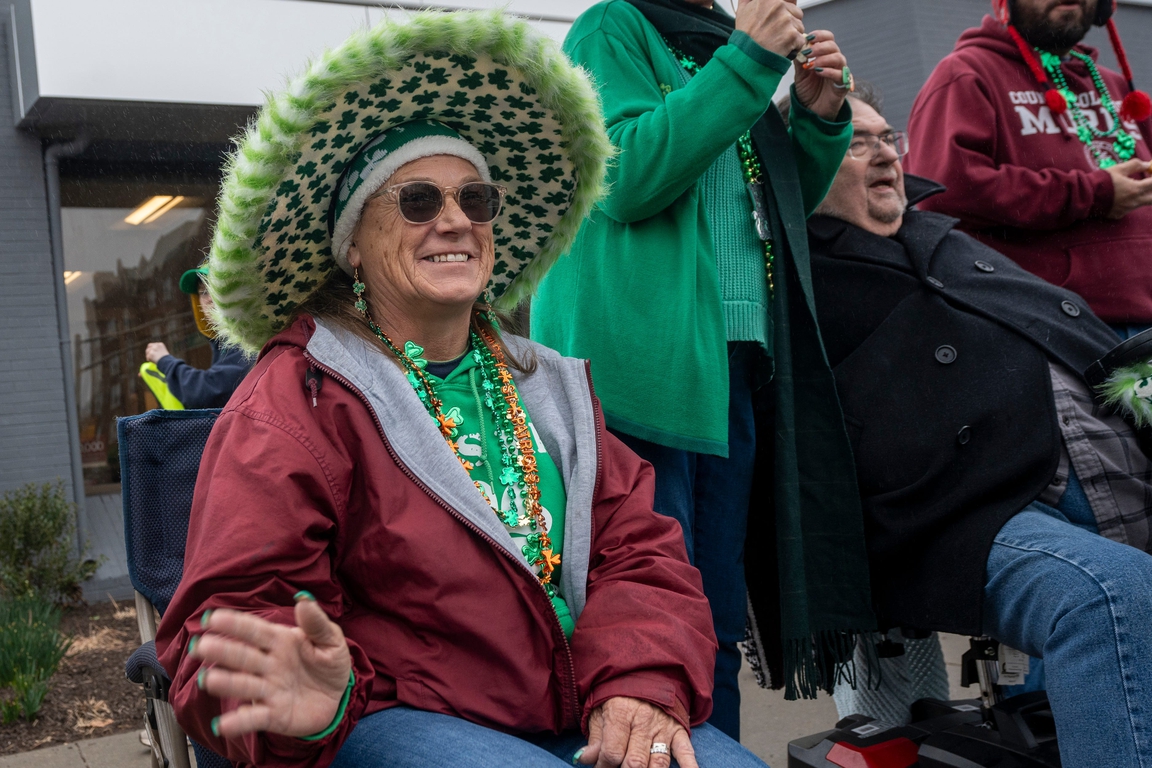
[0,599,144,755]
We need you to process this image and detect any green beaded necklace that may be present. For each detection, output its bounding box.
[1040,49,1137,169]
[665,42,775,292]
[352,276,559,589]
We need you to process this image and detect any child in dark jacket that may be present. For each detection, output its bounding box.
[145,266,252,409]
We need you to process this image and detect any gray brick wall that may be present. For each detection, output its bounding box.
[804,0,1152,132]
[0,18,75,499]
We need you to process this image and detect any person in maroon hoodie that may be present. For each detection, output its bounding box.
[907,0,1152,336]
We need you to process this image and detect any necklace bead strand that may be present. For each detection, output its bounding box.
[355,298,558,589]
[1040,49,1137,168]
[666,42,775,292]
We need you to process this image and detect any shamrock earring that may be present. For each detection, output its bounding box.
[353,268,368,316]
[481,288,498,327]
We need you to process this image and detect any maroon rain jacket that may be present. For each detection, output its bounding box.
[155,315,717,767]
[906,15,1152,323]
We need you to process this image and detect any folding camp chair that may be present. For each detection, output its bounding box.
[119,408,230,768]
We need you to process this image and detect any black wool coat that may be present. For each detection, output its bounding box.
[808,180,1127,635]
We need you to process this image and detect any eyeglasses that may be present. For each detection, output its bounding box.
[374,181,507,225]
[847,131,909,160]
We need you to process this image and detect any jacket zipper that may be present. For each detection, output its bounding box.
[303,351,584,728]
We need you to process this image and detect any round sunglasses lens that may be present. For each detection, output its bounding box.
[398,183,443,223]
[457,183,503,223]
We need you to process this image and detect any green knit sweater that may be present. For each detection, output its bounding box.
[531,0,850,454]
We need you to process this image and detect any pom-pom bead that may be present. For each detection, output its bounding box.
[1121,90,1152,123]
[1046,89,1068,114]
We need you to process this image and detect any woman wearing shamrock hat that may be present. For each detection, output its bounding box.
[155,11,765,768]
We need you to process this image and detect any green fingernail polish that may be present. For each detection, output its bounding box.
[572,747,586,765]
[187,635,199,655]
[211,717,220,737]
[814,67,825,72]
[197,668,208,690]
[293,590,315,602]
[806,32,816,41]
[801,48,813,56]
[200,610,213,628]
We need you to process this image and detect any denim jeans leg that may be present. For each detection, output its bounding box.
[609,430,698,563]
[692,345,758,741]
[984,504,1152,767]
[329,707,572,767]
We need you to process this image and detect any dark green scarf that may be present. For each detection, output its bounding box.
[626,0,878,699]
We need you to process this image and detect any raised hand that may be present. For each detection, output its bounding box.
[576,696,696,768]
[189,593,353,739]
[1106,158,1152,219]
[793,29,852,120]
[736,0,806,60]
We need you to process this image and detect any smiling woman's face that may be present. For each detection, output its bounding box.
[346,154,495,326]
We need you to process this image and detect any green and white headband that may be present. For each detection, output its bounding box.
[205,10,612,354]
[329,120,491,271]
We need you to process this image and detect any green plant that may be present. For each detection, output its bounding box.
[0,481,101,605]
[0,596,71,721]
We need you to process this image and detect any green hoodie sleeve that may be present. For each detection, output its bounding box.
[787,85,853,217]
[564,6,787,223]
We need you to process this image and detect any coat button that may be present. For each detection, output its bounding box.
[927,277,944,288]
[935,345,957,364]
[1061,300,1081,317]
[974,260,994,272]
[957,426,971,445]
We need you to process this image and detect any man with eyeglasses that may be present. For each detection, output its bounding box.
[796,83,1152,767]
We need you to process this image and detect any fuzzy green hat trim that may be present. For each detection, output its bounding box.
[207,10,611,354]
[1099,360,1152,428]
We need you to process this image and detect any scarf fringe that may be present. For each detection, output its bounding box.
[742,620,880,700]
[783,629,877,701]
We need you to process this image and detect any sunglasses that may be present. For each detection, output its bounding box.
[375,181,507,225]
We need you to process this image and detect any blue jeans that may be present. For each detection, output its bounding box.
[1110,323,1152,340]
[984,502,1152,766]
[329,707,768,767]
[611,344,765,741]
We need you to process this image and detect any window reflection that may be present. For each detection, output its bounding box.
[63,193,214,495]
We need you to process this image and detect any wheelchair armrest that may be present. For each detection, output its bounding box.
[126,639,173,702]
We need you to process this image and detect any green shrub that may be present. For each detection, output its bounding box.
[0,596,70,721]
[0,481,100,605]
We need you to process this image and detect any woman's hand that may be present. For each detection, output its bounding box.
[792,29,851,121]
[189,594,353,739]
[577,696,695,768]
[736,0,806,60]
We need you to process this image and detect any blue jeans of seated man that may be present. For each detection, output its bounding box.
[984,502,1152,767]
[329,706,769,767]
[610,343,765,742]
[1110,323,1152,341]
[1000,468,1098,698]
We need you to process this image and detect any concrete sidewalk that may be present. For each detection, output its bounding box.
[0,639,976,768]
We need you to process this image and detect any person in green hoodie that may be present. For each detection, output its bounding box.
[531,0,876,739]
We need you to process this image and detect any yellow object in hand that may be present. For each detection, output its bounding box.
[139,362,184,410]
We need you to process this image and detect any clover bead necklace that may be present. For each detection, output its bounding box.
[1040,49,1137,168]
[353,280,559,589]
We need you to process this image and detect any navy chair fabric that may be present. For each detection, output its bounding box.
[118,408,232,768]
[118,408,219,615]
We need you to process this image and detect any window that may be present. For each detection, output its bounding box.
[63,181,217,495]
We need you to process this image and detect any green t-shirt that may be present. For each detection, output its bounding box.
[425,352,575,638]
